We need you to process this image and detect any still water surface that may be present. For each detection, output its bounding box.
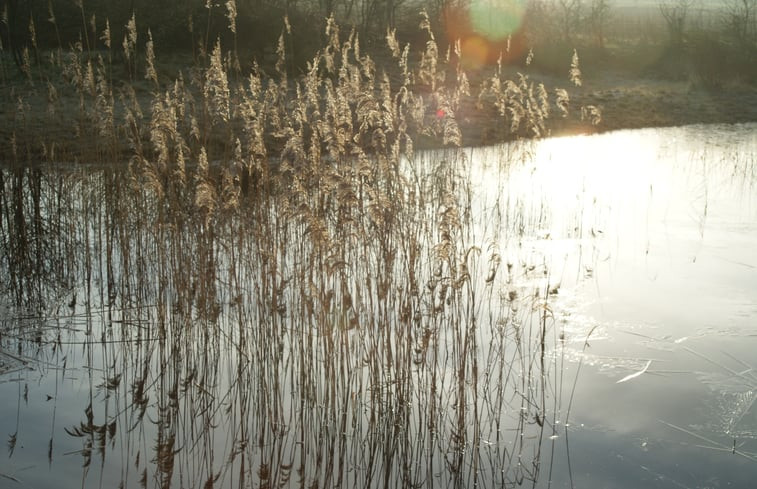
[1,123,756,488]
[469,124,757,487]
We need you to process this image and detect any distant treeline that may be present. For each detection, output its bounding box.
[1,1,756,85]
[0,1,260,54]
[0,0,411,62]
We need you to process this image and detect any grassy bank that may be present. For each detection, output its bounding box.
[0,10,599,168]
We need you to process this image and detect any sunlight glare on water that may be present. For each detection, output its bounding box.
[468,124,757,487]
[471,125,757,328]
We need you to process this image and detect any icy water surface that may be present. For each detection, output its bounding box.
[463,124,757,487]
[1,123,756,488]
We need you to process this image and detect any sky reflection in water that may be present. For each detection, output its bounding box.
[468,124,757,487]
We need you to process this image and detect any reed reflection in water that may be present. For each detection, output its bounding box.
[0,140,574,488]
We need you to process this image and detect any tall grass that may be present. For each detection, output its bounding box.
[0,9,593,489]
[1,146,574,488]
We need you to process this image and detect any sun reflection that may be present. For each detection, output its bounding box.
[473,130,666,228]
[527,130,665,214]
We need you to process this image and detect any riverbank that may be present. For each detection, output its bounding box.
[569,73,757,133]
[460,71,757,146]
[3,65,757,164]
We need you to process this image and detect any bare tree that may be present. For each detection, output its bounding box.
[659,0,692,48]
[557,0,583,42]
[355,0,405,38]
[587,0,611,48]
[723,0,757,48]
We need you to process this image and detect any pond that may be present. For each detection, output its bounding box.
[1,123,756,488]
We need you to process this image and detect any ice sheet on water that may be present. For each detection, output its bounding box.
[704,389,757,439]
[697,369,755,395]
[555,347,658,381]
[695,353,757,439]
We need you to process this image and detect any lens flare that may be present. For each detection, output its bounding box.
[468,0,526,41]
[461,36,490,70]
[444,0,529,67]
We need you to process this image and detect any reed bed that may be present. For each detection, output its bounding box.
[1,149,573,489]
[0,10,592,489]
